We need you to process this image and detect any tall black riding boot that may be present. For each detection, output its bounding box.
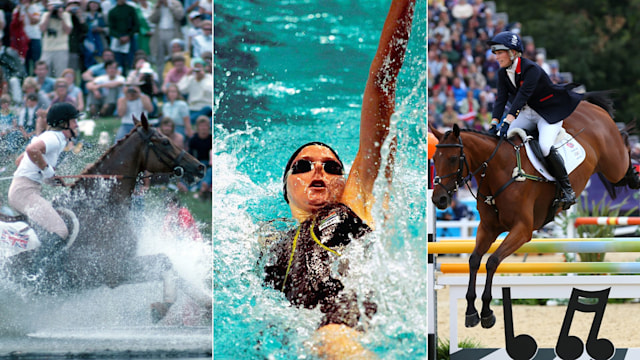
[545,146,576,210]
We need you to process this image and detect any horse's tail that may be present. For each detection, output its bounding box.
[582,90,616,119]
[597,172,619,200]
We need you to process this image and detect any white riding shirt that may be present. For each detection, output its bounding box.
[14,131,67,183]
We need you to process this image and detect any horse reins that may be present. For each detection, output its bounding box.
[433,134,504,201]
[137,126,188,180]
[44,127,190,187]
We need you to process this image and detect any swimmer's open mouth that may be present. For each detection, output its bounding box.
[310,180,326,188]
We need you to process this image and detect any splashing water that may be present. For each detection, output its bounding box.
[0,182,212,354]
[215,0,427,358]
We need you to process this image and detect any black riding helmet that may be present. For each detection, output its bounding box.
[47,102,82,128]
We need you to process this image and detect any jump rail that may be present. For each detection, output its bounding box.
[427,164,640,358]
[438,261,640,274]
[439,274,640,355]
[429,237,640,355]
[429,238,640,254]
[575,217,640,226]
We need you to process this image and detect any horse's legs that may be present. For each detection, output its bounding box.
[465,223,498,328]
[125,254,211,323]
[479,226,532,328]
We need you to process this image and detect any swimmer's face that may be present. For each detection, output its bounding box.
[286,145,346,213]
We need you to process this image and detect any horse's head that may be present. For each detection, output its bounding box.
[430,123,466,210]
[133,113,205,184]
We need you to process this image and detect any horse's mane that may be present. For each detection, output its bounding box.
[70,125,143,188]
[459,127,496,137]
[443,126,497,141]
[583,90,616,119]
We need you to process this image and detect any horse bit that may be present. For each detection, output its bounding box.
[137,126,188,180]
[433,133,504,204]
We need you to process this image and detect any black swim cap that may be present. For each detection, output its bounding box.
[282,141,344,204]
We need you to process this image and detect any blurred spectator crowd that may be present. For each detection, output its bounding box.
[0,0,211,199]
[428,0,572,133]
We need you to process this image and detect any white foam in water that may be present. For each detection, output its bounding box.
[214,86,427,358]
[0,194,212,354]
[214,0,427,356]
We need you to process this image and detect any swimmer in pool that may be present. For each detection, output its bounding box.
[263,0,416,357]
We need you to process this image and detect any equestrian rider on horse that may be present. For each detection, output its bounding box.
[8,102,80,252]
[488,31,582,209]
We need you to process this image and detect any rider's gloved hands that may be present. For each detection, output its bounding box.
[499,121,511,138]
[489,123,498,135]
[39,164,55,179]
[44,176,65,186]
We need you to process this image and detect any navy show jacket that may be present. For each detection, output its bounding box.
[492,57,583,124]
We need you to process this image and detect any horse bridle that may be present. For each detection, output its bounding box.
[433,138,468,197]
[137,126,188,180]
[433,133,504,199]
[50,127,190,187]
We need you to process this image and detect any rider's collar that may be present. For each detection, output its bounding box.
[507,57,519,73]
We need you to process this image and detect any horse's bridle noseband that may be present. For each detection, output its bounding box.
[433,138,468,197]
[433,132,503,200]
[137,127,188,180]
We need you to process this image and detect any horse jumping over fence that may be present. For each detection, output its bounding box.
[430,91,640,329]
[4,114,206,314]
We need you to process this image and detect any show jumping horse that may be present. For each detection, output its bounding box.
[430,92,640,329]
[5,114,205,301]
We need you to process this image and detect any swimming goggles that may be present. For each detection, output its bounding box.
[289,159,344,176]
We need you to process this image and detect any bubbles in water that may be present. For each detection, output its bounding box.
[214,0,427,357]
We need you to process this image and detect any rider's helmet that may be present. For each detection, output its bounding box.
[487,31,524,53]
[47,102,81,128]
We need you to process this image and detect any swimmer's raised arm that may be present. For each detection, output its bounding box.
[341,0,415,224]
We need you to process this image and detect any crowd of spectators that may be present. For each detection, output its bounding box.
[0,0,212,199]
[428,0,571,133]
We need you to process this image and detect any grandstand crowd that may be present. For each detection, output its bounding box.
[428,0,571,133]
[0,0,212,198]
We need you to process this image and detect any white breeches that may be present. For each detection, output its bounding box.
[510,106,564,157]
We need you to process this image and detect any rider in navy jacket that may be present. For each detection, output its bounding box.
[488,31,582,209]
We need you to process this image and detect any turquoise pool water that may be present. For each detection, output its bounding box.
[214,0,427,358]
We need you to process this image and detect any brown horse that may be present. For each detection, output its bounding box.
[430,92,640,329]
[7,114,205,296]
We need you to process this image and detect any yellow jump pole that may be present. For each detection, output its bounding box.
[428,239,640,254]
[439,262,640,274]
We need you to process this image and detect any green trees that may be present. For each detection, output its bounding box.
[500,0,640,124]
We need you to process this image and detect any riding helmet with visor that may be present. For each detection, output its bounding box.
[47,102,82,128]
[488,31,523,53]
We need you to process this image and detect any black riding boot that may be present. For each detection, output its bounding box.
[545,146,576,210]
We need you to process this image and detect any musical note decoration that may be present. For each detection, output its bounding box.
[555,288,615,360]
[503,287,538,360]
[502,287,615,360]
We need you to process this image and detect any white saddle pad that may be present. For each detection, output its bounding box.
[0,221,40,257]
[523,130,586,181]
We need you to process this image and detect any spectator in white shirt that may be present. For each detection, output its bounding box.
[85,60,125,117]
[177,57,212,124]
[191,19,211,59]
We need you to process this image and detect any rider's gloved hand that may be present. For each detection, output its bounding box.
[44,176,65,186]
[489,123,498,135]
[499,121,511,138]
[39,164,55,179]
